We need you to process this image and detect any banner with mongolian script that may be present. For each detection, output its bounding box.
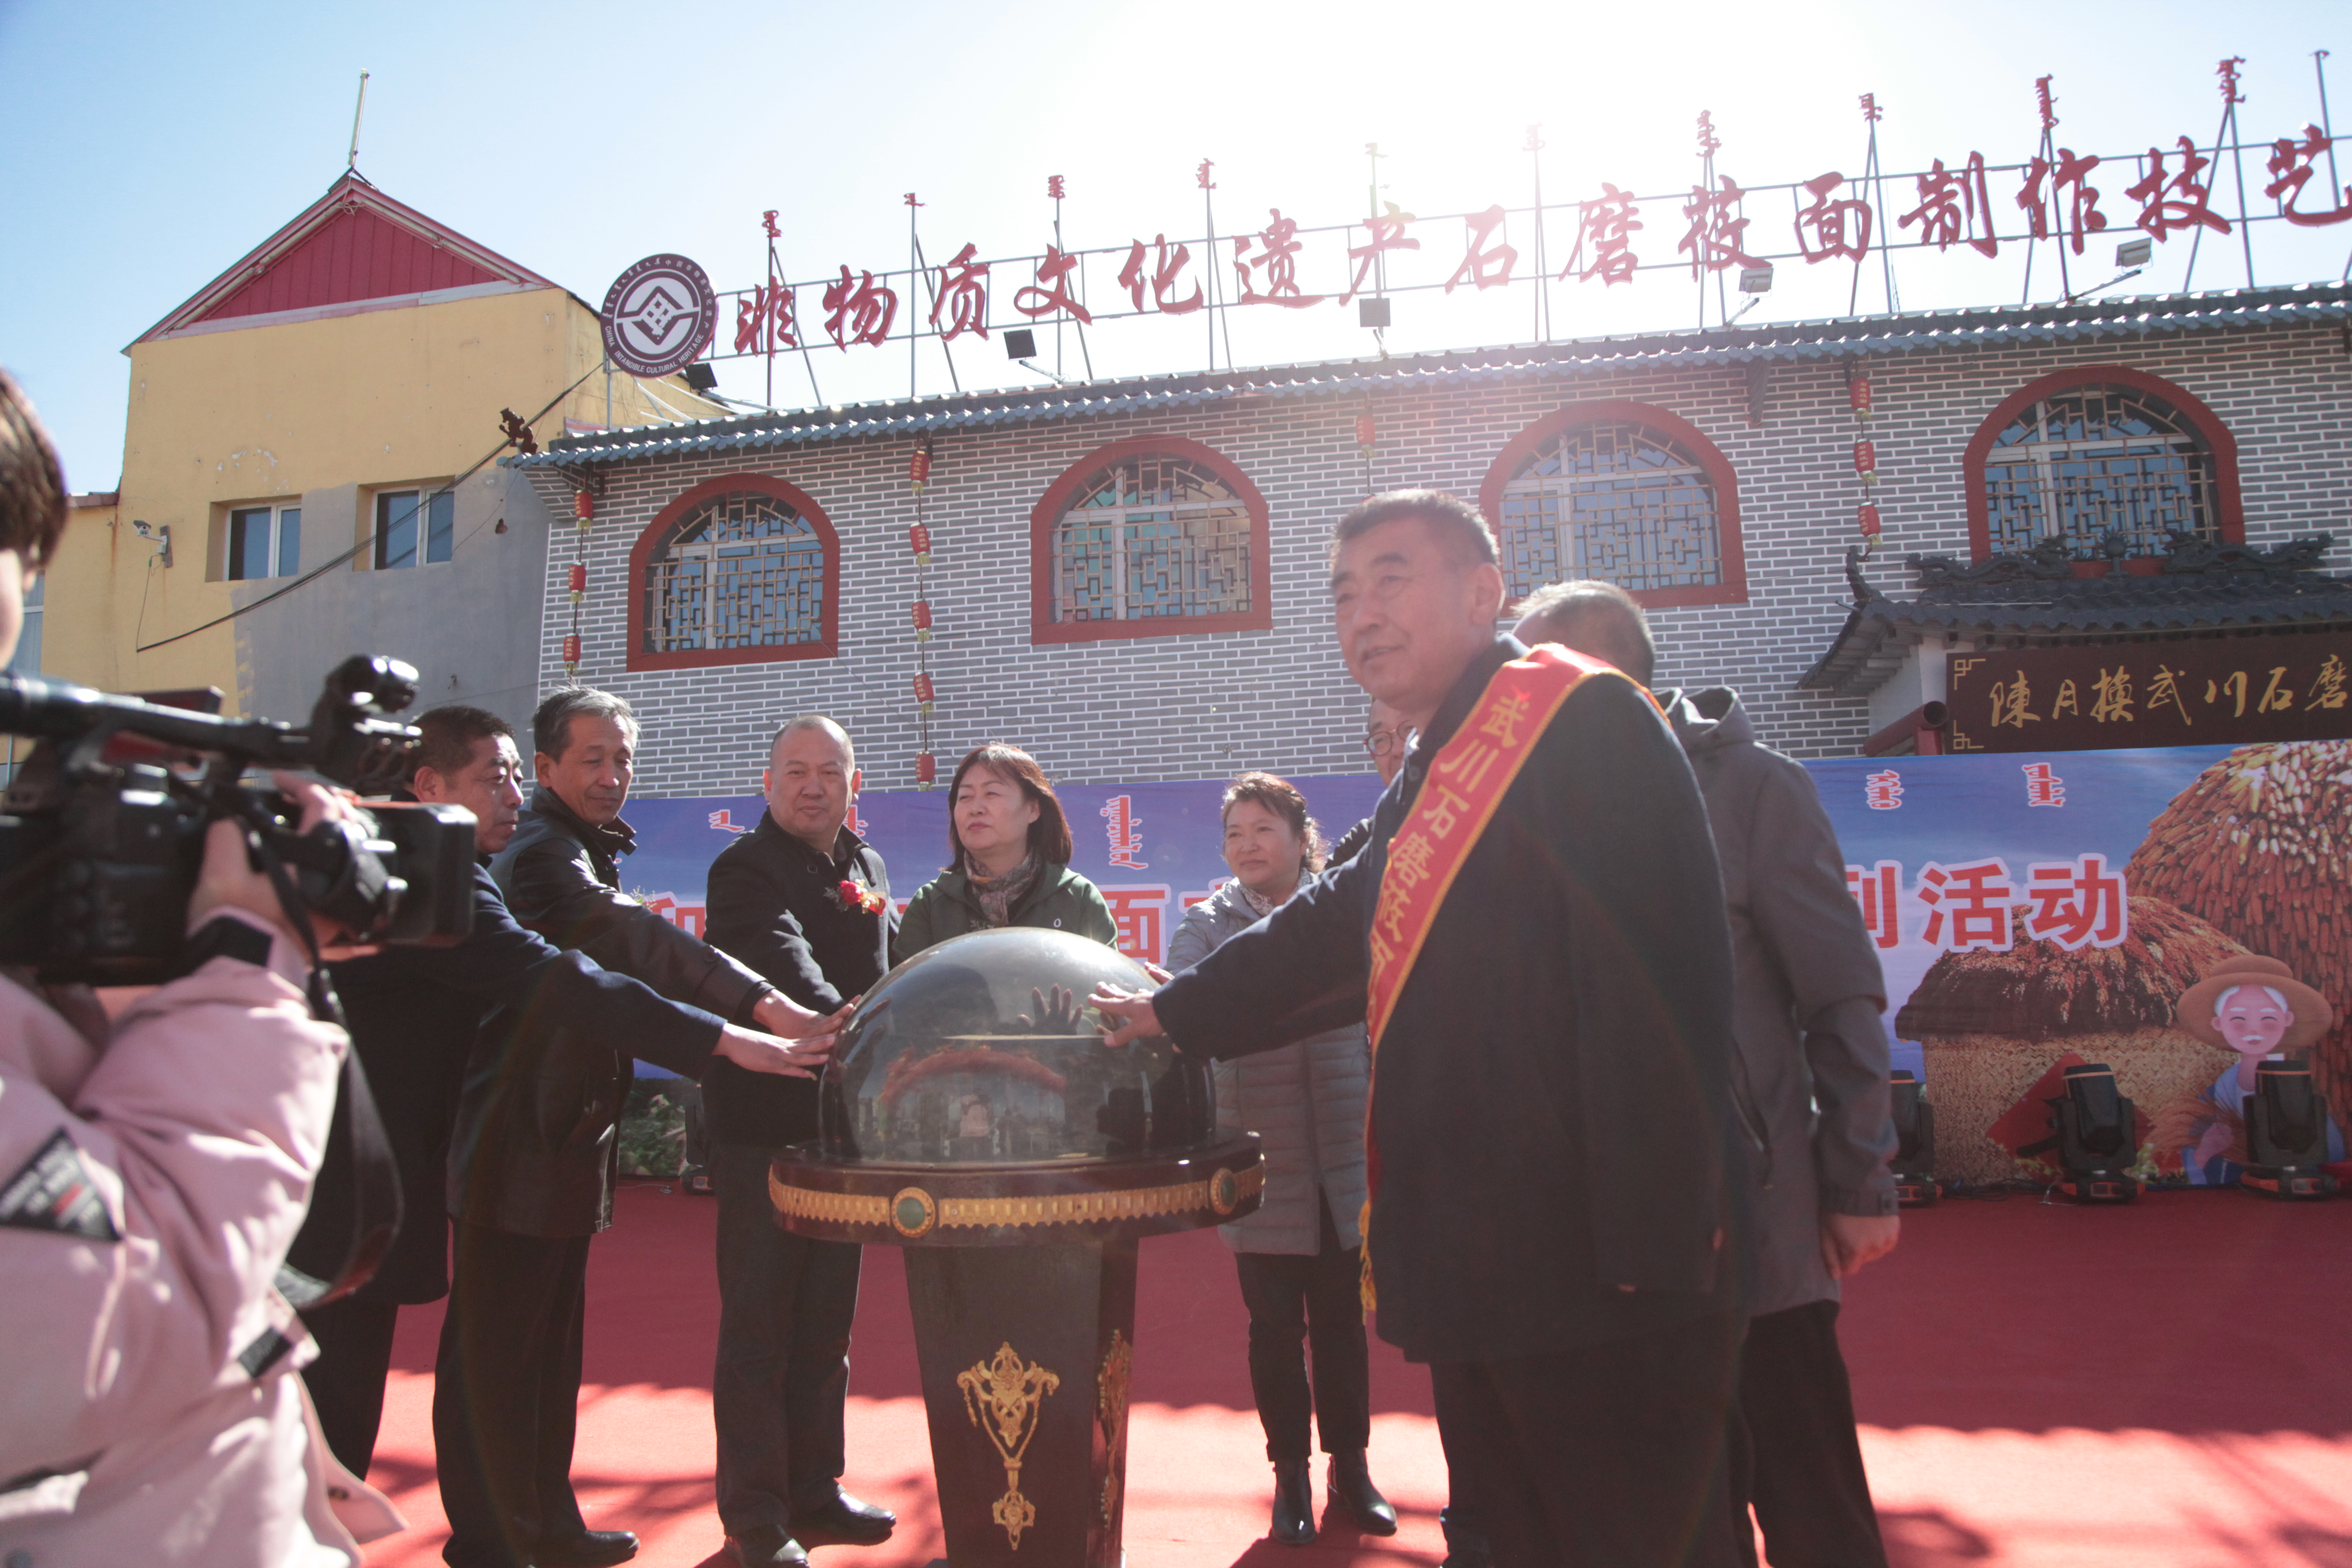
[618,740,2350,1189]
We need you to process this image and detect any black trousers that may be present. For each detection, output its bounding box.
[1230,1193,1370,1463]
[432,1223,592,1568]
[1429,1308,1743,1568]
[712,1143,862,1537]
[299,1295,402,1478]
[1731,1300,1887,1568]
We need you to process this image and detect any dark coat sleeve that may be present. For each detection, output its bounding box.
[706,848,842,1014]
[498,833,772,1025]
[1742,756,1897,1216]
[1154,854,1373,1057]
[436,867,725,1079]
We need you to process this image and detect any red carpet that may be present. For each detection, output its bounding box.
[357,1184,2352,1568]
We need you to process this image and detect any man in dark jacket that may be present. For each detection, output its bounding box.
[440,690,841,1568]
[1095,492,1745,1568]
[701,715,897,1567]
[1518,581,1898,1568]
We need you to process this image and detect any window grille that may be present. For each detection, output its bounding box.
[1982,386,2217,558]
[1498,422,1724,598]
[1050,455,1253,624]
[642,488,826,653]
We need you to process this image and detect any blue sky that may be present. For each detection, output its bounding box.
[4,0,2347,490]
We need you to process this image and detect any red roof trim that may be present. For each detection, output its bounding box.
[129,174,560,348]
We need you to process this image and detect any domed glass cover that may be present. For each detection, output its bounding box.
[818,927,1214,1166]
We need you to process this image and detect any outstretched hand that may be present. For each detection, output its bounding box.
[1018,984,1081,1033]
[715,1024,836,1080]
[1090,983,1163,1049]
[755,989,857,1040]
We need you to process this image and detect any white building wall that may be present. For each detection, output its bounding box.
[521,318,2352,797]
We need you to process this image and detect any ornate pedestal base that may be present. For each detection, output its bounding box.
[908,1241,1136,1568]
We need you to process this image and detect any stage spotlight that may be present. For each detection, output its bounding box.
[2047,1062,2141,1204]
[2241,1060,2338,1200]
[1888,1069,1939,1206]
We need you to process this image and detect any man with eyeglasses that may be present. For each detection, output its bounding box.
[1329,701,1414,867]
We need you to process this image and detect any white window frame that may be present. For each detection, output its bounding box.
[227,504,301,580]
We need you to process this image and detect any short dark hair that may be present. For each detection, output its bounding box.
[946,743,1073,867]
[770,713,854,772]
[1332,489,1497,570]
[1222,771,1327,874]
[410,704,513,785]
[533,686,637,762]
[1516,578,1656,687]
[0,371,70,569]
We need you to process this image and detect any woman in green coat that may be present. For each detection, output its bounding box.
[893,743,1118,962]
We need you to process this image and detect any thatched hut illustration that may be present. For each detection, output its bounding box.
[1895,896,2247,1184]
[2125,740,2352,1109]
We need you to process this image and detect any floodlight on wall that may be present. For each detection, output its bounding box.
[1738,265,1774,294]
[680,362,718,393]
[1358,297,1392,328]
[130,519,172,569]
[1004,328,1038,359]
[2116,238,2153,268]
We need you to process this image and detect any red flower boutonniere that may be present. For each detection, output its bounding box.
[831,877,887,915]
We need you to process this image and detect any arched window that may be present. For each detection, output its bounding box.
[1479,401,1748,609]
[1030,436,1272,644]
[626,475,839,671]
[1964,368,2242,562]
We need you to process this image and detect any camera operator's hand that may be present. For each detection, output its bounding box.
[188,773,367,953]
[752,988,855,1040]
[714,1024,836,1079]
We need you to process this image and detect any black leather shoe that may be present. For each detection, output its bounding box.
[792,1491,896,1547]
[1270,1458,1316,1545]
[537,1530,640,1568]
[723,1524,808,1568]
[1328,1451,1398,1536]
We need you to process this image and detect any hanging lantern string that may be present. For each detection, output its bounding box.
[909,440,938,789]
[565,489,593,677]
[1849,362,1882,560]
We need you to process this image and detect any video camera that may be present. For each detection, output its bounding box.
[0,655,475,985]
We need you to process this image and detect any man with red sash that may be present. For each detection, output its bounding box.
[1095,491,1744,1567]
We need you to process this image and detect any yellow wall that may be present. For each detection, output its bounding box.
[45,286,719,707]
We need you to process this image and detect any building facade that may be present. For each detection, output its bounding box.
[514,283,2352,797]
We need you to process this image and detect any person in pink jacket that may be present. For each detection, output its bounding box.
[0,368,402,1565]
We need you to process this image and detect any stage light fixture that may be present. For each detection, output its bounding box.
[1005,328,1038,359]
[681,362,718,393]
[2116,238,2153,267]
[1888,1069,1940,1206]
[1359,297,1392,328]
[1739,265,1774,294]
[2241,1060,2338,1200]
[2044,1062,2141,1203]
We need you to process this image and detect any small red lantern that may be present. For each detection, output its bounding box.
[915,751,937,787]
[561,633,582,666]
[911,600,932,632]
[573,491,594,521]
[1857,503,1883,537]
[909,446,932,490]
[908,523,932,560]
[1355,415,1376,452]
[1848,376,1873,416]
[913,672,935,706]
[567,563,587,596]
[1853,439,1877,478]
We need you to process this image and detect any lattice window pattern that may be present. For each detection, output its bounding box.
[1498,423,1724,598]
[1983,386,2218,559]
[642,490,826,653]
[1050,455,1253,624]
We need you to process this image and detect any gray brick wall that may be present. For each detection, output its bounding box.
[523,319,2352,797]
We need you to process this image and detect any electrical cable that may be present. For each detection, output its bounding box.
[134,363,605,652]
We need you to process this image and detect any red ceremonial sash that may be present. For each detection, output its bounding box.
[1356,644,1647,1308]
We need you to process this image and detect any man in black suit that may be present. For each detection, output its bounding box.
[702,715,898,1568]
[439,691,843,1568]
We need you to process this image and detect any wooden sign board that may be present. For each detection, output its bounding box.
[1945,631,2352,753]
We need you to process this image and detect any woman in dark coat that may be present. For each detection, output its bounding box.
[1166,773,1395,1547]
[894,743,1117,960]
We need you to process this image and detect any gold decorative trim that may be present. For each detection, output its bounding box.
[959,1342,1060,1549]
[770,1164,1262,1235]
[889,1186,938,1239]
[1097,1329,1133,1526]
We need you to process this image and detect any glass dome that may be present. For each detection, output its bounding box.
[818,927,1214,1166]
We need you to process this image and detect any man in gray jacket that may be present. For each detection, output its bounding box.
[1519,580,1899,1568]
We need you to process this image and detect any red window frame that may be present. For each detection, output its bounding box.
[624,474,841,672]
[1962,365,2243,567]
[1030,436,1274,645]
[1478,400,1750,610]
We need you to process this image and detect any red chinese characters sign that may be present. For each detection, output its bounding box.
[1945,632,2352,753]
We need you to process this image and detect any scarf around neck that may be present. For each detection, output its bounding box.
[965,850,1043,927]
[1234,863,1313,920]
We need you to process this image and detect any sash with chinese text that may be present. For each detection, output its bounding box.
[1357,644,1643,1307]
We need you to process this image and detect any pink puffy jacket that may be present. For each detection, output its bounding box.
[0,910,402,1565]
